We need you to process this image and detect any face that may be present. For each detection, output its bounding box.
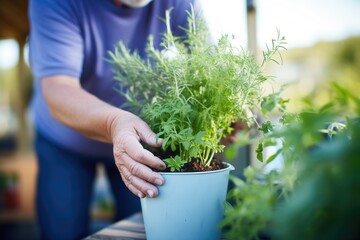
[120,0,153,8]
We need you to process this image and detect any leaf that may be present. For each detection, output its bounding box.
[256,142,264,162]
[261,93,278,114]
[225,144,237,159]
[223,201,234,214]
[182,141,190,150]
[188,147,199,158]
[266,148,283,163]
[170,142,177,152]
[259,120,273,134]
[162,137,170,150]
[194,131,206,143]
[163,156,187,172]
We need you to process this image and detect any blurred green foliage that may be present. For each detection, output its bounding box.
[222,44,360,239]
[320,36,360,109]
[270,35,360,111]
[272,84,360,240]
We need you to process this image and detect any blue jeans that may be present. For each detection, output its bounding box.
[34,131,141,240]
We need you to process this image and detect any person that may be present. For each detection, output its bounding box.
[28,0,201,239]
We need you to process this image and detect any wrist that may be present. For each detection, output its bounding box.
[106,108,132,143]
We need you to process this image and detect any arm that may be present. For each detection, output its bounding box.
[42,75,166,198]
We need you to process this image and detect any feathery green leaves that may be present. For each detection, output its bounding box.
[108,6,285,171]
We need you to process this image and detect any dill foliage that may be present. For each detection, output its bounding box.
[108,6,285,171]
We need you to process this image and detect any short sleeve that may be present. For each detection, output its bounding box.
[29,0,84,80]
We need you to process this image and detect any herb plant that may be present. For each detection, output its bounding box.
[109,7,286,171]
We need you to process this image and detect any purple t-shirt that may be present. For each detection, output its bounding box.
[29,0,198,157]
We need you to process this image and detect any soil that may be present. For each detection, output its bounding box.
[180,158,224,172]
[145,144,225,172]
[159,158,225,172]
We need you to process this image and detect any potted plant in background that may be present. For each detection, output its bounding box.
[221,83,360,240]
[108,6,286,240]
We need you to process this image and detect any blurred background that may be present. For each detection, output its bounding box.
[0,0,359,239]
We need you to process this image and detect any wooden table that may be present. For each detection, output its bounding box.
[84,212,233,240]
[84,213,146,240]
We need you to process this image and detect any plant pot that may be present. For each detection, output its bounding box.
[141,162,234,240]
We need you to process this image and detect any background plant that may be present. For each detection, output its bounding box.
[273,84,360,240]
[221,82,360,240]
[109,7,286,171]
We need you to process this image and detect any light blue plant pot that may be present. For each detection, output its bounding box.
[141,163,234,240]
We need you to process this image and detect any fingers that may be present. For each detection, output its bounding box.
[122,134,166,170]
[111,112,167,198]
[135,121,163,147]
[115,151,164,198]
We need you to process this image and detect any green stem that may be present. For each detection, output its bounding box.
[204,148,215,167]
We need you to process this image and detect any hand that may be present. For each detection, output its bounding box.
[110,111,166,198]
[41,76,165,198]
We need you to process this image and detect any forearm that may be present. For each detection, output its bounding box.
[42,75,121,143]
[42,75,165,198]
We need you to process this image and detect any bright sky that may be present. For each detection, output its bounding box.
[200,0,360,49]
[1,0,360,69]
[256,0,360,49]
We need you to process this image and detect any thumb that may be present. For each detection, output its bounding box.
[136,122,163,147]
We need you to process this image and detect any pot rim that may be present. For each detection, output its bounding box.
[157,162,235,176]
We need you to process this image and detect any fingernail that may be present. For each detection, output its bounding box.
[138,192,144,198]
[155,178,163,186]
[147,190,154,198]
